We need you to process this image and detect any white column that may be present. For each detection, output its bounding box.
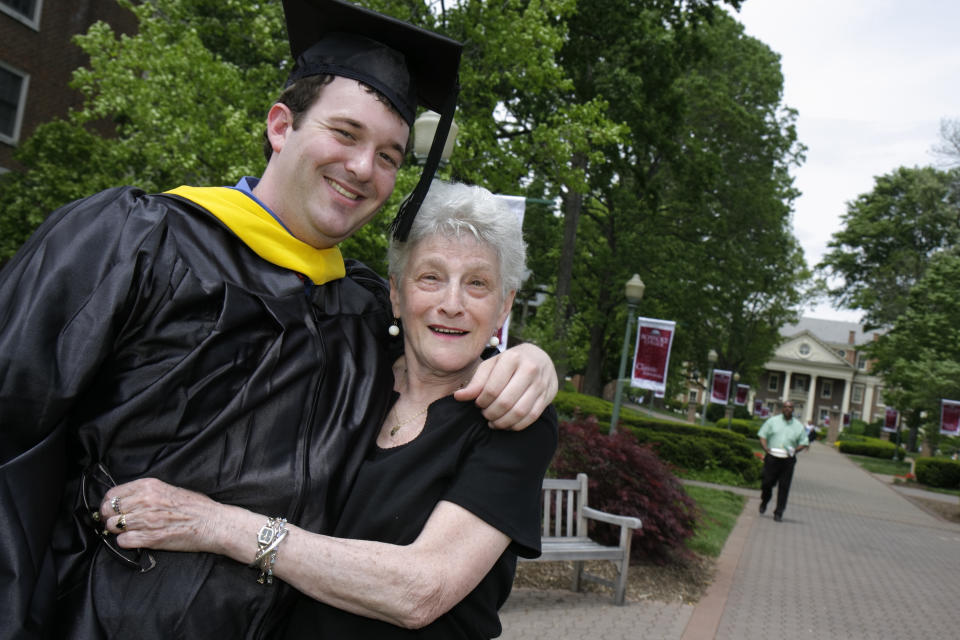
[805,374,817,423]
[863,384,875,422]
[782,370,792,403]
[841,375,853,426]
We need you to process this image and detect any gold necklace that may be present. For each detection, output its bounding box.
[389,405,430,437]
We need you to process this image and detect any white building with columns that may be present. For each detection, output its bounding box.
[753,317,886,429]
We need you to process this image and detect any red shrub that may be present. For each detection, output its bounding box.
[550,419,698,563]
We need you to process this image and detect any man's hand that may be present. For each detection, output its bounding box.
[454,343,558,431]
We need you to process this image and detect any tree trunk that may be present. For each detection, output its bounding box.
[582,319,608,397]
[552,154,586,383]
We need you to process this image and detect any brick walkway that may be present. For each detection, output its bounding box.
[499,443,960,639]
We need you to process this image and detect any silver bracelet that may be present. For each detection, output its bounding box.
[250,517,288,585]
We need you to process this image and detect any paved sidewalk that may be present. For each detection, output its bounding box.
[499,443,960,639]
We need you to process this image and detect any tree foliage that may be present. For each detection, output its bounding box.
[817,166,960,329]
[520,5,807,395]
[550,418,698,562]
[1,0,811,406]
[0,0,285,261]
[868,251,960,428]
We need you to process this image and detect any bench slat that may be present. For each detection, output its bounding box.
[523,472,642,605]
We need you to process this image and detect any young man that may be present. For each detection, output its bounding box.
[0,1,556,637]
[757,401,810,522]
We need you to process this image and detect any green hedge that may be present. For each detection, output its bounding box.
[553,390,761,483]
[713,418,760,439]
[554,391,745,445]
[836,436,905,460]
[914,458,960,489]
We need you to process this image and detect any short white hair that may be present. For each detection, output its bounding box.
[388,180,528,297]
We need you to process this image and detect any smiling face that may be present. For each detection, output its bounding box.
[255,76,410,249]
[391,234,515,383]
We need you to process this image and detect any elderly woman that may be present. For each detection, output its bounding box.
[98,181,558,638]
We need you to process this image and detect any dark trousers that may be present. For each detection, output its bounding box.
[760,455,797,516]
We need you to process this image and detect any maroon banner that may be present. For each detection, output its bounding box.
[882,406,899,433]
[754,399,764,415]
[734,384,749,406]
[940,399,960,436]
[630,317,676,394]
[710,369,732,405]
[843,413,851,427]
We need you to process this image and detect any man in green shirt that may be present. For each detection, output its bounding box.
[757,401,809,522]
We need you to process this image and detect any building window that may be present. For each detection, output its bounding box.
[875,387,883,406]
[798,342,811,356]
[792,375,809,391]
[836,349,846,359]
[688,390,697,403]
[818,408,830,425]
[852,384,864,404]
[857,353,867,370]
[821,380,832,398]
[1,0,41,28]
[767,374,779,392]
[0,62,29,145]
[851,410,861,422]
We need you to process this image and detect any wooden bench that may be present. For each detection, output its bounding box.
[519,472,642,605]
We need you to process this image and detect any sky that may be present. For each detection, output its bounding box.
[730,0,960,323]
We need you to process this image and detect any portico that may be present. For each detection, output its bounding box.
[754,318,885,429]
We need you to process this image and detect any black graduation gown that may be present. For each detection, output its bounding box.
[0,187,394,639]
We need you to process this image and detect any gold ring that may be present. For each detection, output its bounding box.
[111,496,122,514]
[117,514,127,532]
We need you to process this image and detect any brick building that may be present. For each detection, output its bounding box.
[752,317,886,431]
[0,0,135,171]
[683,317,887,435]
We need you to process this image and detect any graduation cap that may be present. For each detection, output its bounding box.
[282,0,463,241]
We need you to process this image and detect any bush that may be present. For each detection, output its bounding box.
[554,391,745,444]
[705,403,726,423]
[552,390,761,483]
[863,420,883,438]
[715,418,759,439]
[629,427,762,483]
[914,457,960,489]
[836,436,905,460]
[550,419,698,563]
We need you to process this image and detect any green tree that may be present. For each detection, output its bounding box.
[817,166,960,329]
[539,6,806,396]
[868,251,960,451]
[538,0,744,388]
[0,0,286,261]
[0,0,601,280]
[658,11,809,387]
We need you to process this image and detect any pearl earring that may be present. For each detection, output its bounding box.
[488,335,500,348]
[388,320,400,337]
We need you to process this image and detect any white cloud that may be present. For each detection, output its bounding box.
[731,0,960,321]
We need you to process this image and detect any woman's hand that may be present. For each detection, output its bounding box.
[99,478,225,554]
[454,342,558,430]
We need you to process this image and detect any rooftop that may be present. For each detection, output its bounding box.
[780,316,885,346]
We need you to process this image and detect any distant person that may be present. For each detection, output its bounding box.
[758,401,809,522]
[807,420,818,442]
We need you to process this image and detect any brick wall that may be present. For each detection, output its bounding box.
[0,0,136,169]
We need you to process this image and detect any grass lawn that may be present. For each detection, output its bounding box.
[845,453,911,476]
[675,467,762,490]
[684,485,746,557]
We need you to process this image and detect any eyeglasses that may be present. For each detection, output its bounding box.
[78,463,157,573]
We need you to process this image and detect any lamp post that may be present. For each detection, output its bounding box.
[609,274,646,435]
[727,372,740,430]
[700,349,718,425]
[412,110,459,164]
